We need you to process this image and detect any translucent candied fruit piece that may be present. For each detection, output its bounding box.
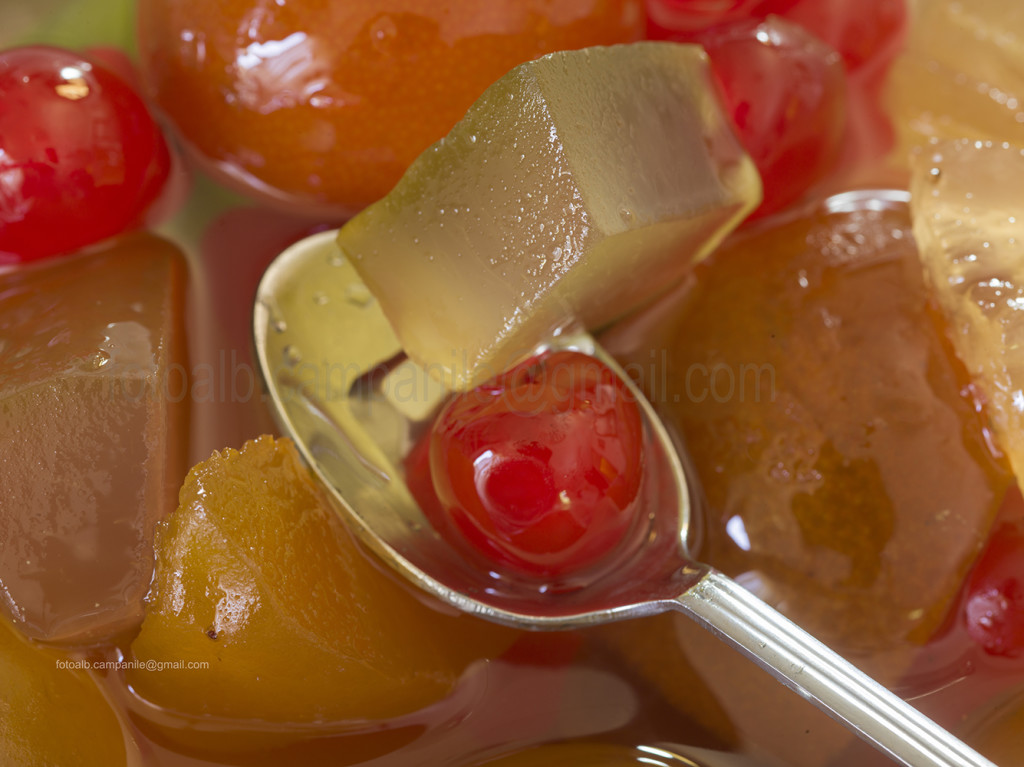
[1,617,126,766]
[340,42,761,389]
[885,0,1024,161]
[128,435,519,724]
[910,139,1024,490]
[0,233,188,643]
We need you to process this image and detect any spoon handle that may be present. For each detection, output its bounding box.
[672,570,995,767]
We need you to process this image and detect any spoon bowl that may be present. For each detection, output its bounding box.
[254,206,994,767]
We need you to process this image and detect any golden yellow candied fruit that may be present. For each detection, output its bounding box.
[0,617,126,766]
[128,435,519,724]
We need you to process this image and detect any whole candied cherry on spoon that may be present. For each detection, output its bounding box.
[428,350,645,580]
[0,46,171,265]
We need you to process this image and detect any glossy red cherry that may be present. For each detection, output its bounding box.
[700,17,847,218]
[428,351,645,580]
[647,0,907,73]
[0,46,171,265]
[646,0,794,37]
[964,519,1024,658]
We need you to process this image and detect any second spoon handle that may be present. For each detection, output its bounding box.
[672,570,995,767]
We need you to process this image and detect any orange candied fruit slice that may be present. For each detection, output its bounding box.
[0,232,189,643]
[128,435,520,724]
[1,617,126,766]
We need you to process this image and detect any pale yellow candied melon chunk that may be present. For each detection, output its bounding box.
[339,42,761,389]
[910,139,1024,486]
[886,0,1024,160]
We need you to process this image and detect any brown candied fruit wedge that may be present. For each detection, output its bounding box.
[127,435,520,726]
[0,616,127,766]
[0,233,188,643]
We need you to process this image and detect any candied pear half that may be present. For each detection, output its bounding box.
[0,233,189,643]
[339,42,761,389]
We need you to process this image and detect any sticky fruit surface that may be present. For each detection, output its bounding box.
[135,0,644,216]
[128,435,519,723]
[340,42,760,389]
[0,232,188,643]
[428,350,644,579]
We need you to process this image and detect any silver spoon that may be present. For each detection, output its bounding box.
[253,218,995,767]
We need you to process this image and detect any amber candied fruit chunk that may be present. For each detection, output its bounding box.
[128,435,519,724]
[608,195,1010,669]
[0,233,188,643]
[0,617,126,766]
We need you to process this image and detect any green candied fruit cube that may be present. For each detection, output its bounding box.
[339,42,761,389]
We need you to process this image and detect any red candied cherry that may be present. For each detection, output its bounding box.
[700,17,847,218]
[776,0,907,74]
[964,519,1024,658]
[0,46,171,265]
[646,0,795,37]
[429,350,645,580]
[647,0,907,74]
